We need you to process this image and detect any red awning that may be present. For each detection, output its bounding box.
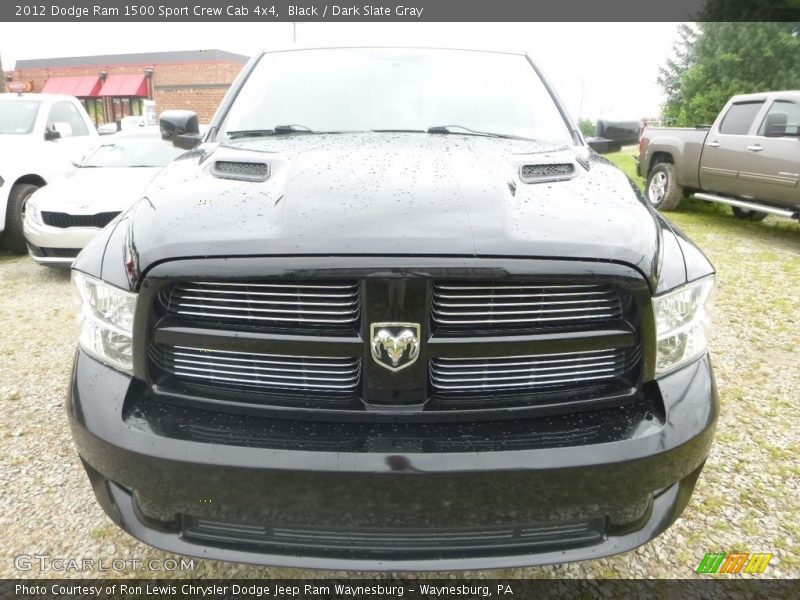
[41,76,102,97]
[99,74,148,97]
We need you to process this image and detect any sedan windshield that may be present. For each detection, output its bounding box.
[219,49,573,143]
[82,135,185,168]
[0,100,41,134]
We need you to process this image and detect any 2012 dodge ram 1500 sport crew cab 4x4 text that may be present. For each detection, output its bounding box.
[68,48,718,570]
[638,91,800,221]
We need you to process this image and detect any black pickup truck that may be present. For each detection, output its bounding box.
[68,48,718,570]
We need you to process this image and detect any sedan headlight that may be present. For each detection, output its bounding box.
[653,275,715,375]
[72,271,137,374]
[25,200,43,225]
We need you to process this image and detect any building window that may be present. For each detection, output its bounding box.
[111,97,144,122]
[81,98,106,126]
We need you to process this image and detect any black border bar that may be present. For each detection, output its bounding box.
[4,0,800,22]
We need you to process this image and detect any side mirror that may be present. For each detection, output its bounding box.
[160,110,201,150]
[44,126,61,141]
[587,138,622,154]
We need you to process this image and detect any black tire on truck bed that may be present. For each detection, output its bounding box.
[2,183,39,253]
[646,163,684,211]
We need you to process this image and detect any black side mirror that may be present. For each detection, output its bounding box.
[587,138,621,154]
[160,110,201,150]
[44,126,61,141]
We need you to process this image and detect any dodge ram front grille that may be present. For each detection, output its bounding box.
[430,348,633,394]
[432,282,624,332]
[146,269,642,416]
[41,211,121,228]
[159,280,360,332]
[149,344,361,395]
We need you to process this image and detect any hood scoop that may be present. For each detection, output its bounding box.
[519,162,577,184]
[212,160,270,182]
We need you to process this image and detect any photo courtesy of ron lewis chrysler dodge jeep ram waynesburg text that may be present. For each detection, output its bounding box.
[68,48,718,570]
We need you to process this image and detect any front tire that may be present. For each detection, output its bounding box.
[2,183,40,253]
[732,207,768,222]
[646,163,684,211]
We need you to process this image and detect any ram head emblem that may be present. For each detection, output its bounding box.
[370,323,421,372]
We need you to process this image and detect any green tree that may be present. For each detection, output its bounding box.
[577,118,595,137]
[658,22,800,126]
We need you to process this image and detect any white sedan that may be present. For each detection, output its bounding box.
[23,128,185,267]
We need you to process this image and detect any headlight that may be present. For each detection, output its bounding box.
[72,271,137,374]
[653,275,715,375]
[25,200,43,225]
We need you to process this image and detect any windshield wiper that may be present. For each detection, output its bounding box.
[427,125,533,141]
[227,125,355,139]
[274,124,315,134]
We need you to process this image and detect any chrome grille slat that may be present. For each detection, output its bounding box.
[162,280,360,331]
[430,348,632,394]
[177,294,359,307]
[432,366,619,384]
[180,288,358,298]
[432,361,621,377]
[434,298,616,307]
[173,360,360,378]
[434,313,619,324]
[174,302,359,317]
[196,282,358,290]
[173,371,359,390]
[432,373,618,391]
[436,292,615,299]
[151,344,361,395]
[432,281,624,332]
[172,309,357,324]
[434,306,616,316]
[436,284,600,290]
[172,350,354,368]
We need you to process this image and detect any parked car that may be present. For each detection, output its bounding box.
[0,93,98,252]
[97,116,146,135]
[638,91,800,221]
[69,48,717,570]
[23,128,185,267]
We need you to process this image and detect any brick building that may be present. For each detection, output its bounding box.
[6,49,250,126]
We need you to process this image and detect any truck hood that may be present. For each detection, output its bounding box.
[130,133,661,280]
[28,167,161,213]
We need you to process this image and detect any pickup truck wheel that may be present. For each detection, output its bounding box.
[646,163,683,211]
[732,207,768,222]
[1,183,39,254]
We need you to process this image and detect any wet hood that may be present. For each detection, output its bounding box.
[29,167,162,213]
[130,133,661,280]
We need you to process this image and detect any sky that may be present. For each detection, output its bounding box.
[0,22,680,121]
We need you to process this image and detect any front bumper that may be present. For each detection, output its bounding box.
[23,216,98,265]
[68,350,717,570]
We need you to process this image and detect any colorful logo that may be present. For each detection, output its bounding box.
[696,552,773,574]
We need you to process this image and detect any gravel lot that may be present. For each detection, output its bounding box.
[1,201,798,580]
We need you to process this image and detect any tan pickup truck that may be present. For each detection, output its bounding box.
[637,91,800,222]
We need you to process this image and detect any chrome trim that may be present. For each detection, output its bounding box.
[432,282,623,330]
[163,280,361,328]
[430,348,630,393]
[152,344,361,393]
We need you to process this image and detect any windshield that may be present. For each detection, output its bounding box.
[219,49,573,143]
[0,100,41,134]
[82,135,185,168]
